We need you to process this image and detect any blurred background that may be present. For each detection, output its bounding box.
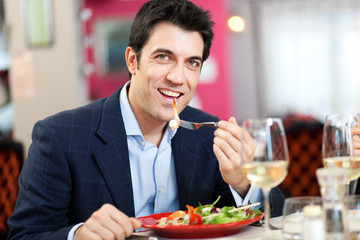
[0,0,360,154]
[1,1,360,235]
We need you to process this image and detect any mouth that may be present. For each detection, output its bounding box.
[158,88,182,98]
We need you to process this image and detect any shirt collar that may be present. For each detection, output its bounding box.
[119,81,177,139]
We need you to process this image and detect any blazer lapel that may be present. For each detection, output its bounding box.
[93,88,135,217]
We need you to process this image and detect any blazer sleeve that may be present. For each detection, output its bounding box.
[8,119,74,240]
[269,187,285,217]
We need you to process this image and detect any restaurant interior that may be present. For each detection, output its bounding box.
[0,0,360,238]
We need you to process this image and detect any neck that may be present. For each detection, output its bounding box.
[137,116,167,147]
[125,82,167,147]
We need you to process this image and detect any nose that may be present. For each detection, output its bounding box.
[166,62,186,85]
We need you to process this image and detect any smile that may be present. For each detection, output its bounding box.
[158,89,181,98]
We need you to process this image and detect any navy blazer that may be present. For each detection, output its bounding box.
[8,88,284,239]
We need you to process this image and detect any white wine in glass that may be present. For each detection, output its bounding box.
[323,156,360,184]
[322,113,360,193]
[242,118,289,239]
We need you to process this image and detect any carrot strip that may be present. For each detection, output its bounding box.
[173,98,180,120]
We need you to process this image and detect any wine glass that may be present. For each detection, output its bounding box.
[322,113,360,195]
[242,118,289,239]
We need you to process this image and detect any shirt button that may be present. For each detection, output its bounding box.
[141,141,145,146]
[158,187,162,192]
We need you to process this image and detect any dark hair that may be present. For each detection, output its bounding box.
[128,0,214,75]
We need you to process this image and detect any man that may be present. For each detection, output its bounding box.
[8,0,285,239]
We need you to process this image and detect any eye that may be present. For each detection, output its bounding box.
[188,60,201,68]
[157,54,170,61]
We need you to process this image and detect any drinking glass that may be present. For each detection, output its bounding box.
[316,167,348,239]
[346,194,360,239]
[242,118,289,239]
[322,113,360,194]
[282,196,322,240]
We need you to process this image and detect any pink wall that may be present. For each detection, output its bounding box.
[192,0,232,120]
[84,0,147,100]
[84,0,231,120]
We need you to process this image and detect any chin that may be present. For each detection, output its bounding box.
[158,114,173,123]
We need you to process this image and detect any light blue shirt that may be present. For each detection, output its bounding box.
[0,103,13,137]
[120,81,179,217]
[68,81,262,239]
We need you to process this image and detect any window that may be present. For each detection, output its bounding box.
[253,0,360,121]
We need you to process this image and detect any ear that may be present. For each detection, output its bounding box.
[125,47,137,76]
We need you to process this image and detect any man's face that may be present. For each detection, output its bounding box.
[127,21,204,125]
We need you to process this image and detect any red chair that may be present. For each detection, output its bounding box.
[279,120,324,197]
[0,139,23,239]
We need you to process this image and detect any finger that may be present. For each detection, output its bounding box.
[84,204,136,240]
[352,135,360,153]
[104,216,127,239]
[75,225,102,240]
[236,128,257,160]
[130,218,143,229]
[213,136,240,164]
[241,126,257,147]
[215,130,242,156]
[85,210,117,239]
[241,142,256,164]
[82,220,114,240]
[213,144,225,161]
[106,206,135,238]
[353,141,360,155]
[215,128,255,162]
[218,117,255,147]
[353,135,360,142]
[353,137,360,145]
[228,116,238,125]
[354,149,360,156]
[229,117,256,146]
[351,127,360,135]
[217,119,243,142]
[215,119,244,151]
[215,119,256,165]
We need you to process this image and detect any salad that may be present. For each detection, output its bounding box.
[157,196,262,226]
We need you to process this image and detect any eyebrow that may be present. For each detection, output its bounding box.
[152,48,203,62]
[152,48,172,55]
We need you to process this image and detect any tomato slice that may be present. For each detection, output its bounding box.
[189,213,203,225]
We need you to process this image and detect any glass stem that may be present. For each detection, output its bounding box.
[262,188,271,239]
[346,182,350,197]
[348,180,358,196]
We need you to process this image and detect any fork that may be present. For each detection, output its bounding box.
[179,120,219,130]
[251,219,281,230]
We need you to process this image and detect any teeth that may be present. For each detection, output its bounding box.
[159,89,180,98]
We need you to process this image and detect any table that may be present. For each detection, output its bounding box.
[131,217,284,240]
